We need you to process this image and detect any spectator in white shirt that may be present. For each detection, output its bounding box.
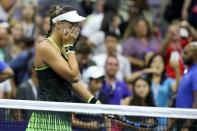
[92,32,131,81]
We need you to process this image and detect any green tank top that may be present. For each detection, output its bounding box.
[35,38,72,102]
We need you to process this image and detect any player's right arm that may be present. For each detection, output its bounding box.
[37,40,79,83]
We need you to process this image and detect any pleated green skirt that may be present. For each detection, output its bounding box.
[26,111,72,131]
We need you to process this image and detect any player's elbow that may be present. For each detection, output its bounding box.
[70,76,79,83]
[67,74,79,83]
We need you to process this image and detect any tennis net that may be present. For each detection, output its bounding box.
[0,99,197,131]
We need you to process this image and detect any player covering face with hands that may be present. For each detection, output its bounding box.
[26,5,100,131]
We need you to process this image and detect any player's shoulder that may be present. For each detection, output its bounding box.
[36,39,55,53]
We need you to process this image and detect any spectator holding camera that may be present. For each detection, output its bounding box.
[127,53,180,107]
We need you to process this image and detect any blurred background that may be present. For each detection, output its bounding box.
[0,0,197,115]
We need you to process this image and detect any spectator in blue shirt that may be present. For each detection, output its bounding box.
[175,42,197,130]
[102,55,131,105]
[9,37,35,85]
[0,60,13,121]
[126,53,180,107]
[176,42,197,108]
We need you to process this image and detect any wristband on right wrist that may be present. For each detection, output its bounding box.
[64,45,75,55]
[88,96,99,104]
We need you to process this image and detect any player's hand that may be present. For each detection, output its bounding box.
[63,25,80,46]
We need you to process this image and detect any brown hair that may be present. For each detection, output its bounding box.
[105,54,119,66]
[75,41,92,55]
[46,5,74,37]
[124,16,152,39]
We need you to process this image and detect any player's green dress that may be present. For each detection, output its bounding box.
[26,38,72,131]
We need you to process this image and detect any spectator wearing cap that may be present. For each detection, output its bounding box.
[73,66,109,104]
[72,66,109,131]
[15,58,38,120]
[92,32,131,81]
[102,55,131,105]
[175,42,197,130]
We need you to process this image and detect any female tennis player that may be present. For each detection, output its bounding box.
[26,5,100,131]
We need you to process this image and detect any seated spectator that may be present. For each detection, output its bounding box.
[88,13,121,55]
[123,17,160,72]
[120,1,141,37]
[127,54,180,107]
[182,0,197,29]
[124,76,155,131]
[9,22,25,58]
[102,55,131,105]
[15,58,38,121]
[72,66,108,131]
[20,4,38,39]
[16,58,38,100]
[9,37,35,85]
[92,32,131,81]
[0,60,13,98]
[129,76,155,106]
[0,60,13,120]
[0,0,16,21]
[100,12,121,37]
[81,0,105,38]
[75,42,96,81]
[73,66,108,104]
[0,21,12,61]
[80,0,93,16]
[39,16,50,36]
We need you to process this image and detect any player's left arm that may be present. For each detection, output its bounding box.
[72,81,101,104]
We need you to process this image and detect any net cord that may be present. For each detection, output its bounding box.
[0,99,197,119]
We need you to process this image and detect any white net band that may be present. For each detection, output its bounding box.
[0,99,197,119]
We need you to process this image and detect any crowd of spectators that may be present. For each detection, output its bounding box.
[0,0,197,129]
